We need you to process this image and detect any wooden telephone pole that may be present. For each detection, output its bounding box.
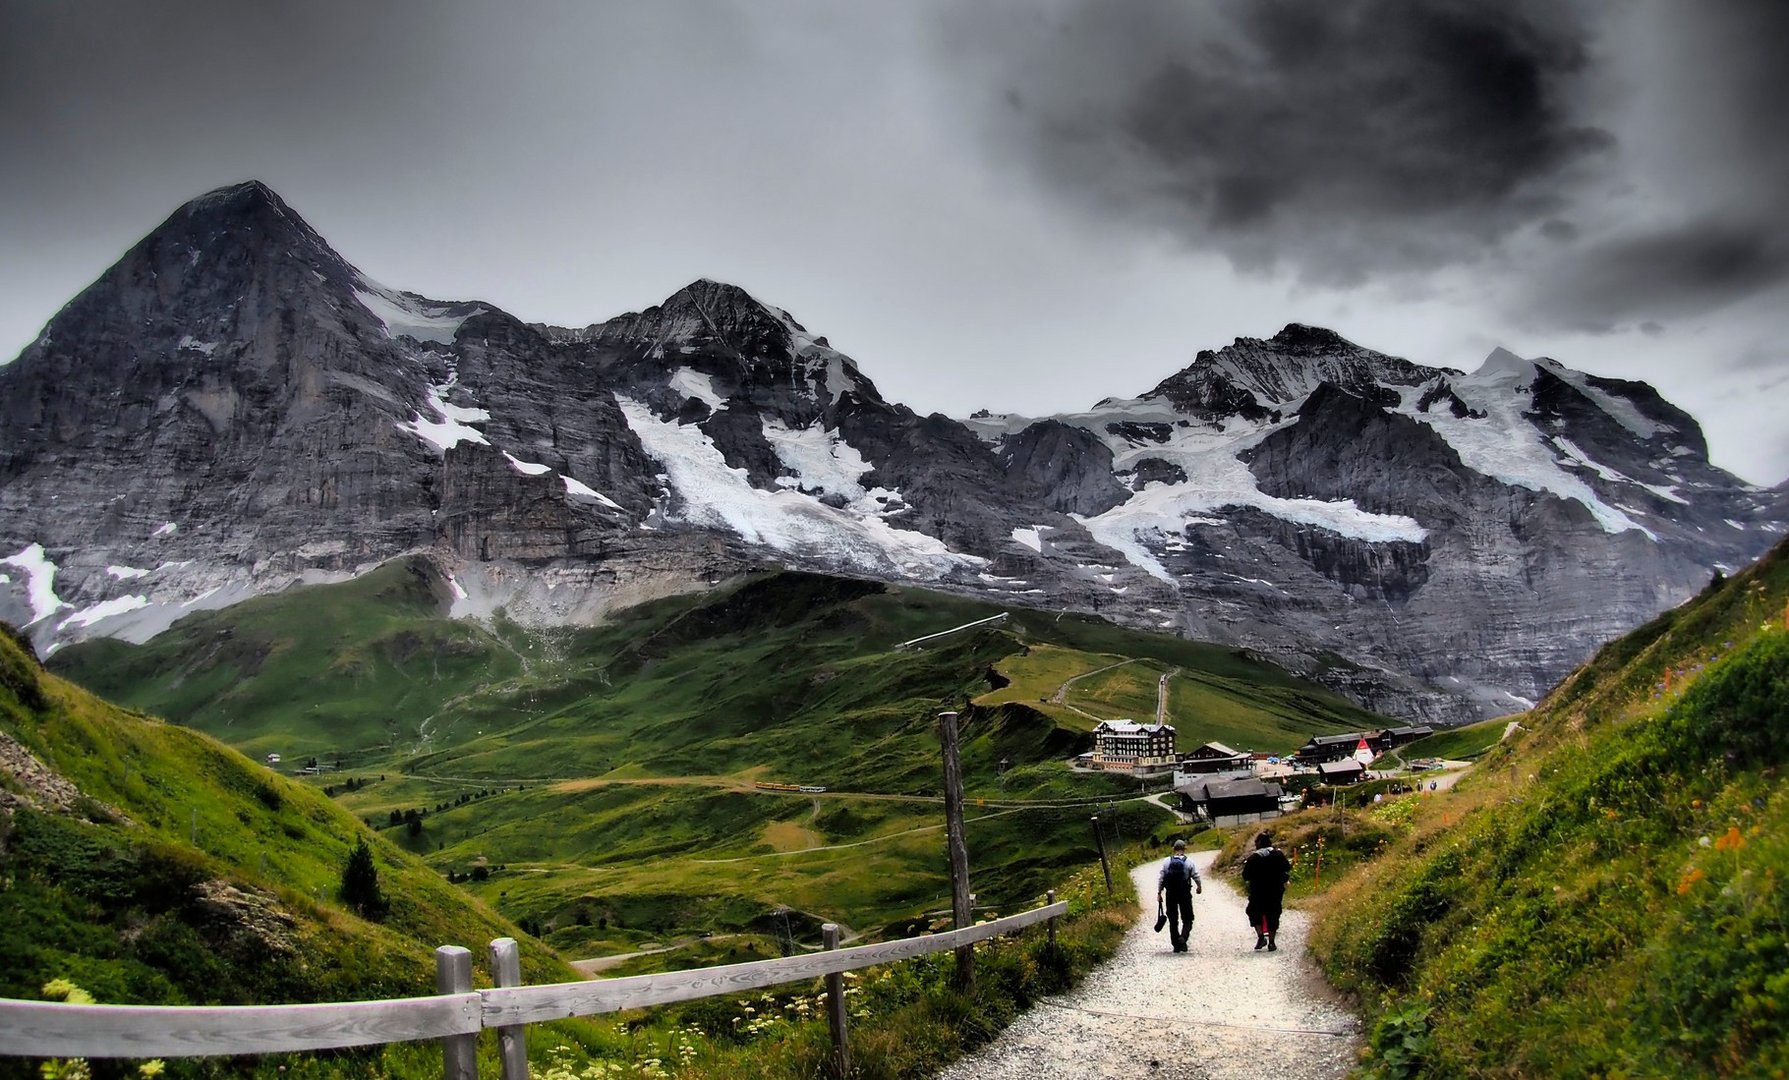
[938,709,974,988]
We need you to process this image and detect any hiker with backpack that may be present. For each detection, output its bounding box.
[1156,838,1203,952]
[1241,831,1293,952]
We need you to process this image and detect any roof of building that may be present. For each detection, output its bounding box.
[1193,741,1244,757]
[1317,759,1367,776]
[1306,732,1370,747]
[1094,720,1174,736]
[1180,777,1285,802]
[1385,725,1436,738]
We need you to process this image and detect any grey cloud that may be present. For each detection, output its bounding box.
[940,0,1610,284]
[1527,222,1789,331]
[1516,0,1789,327]
[1725,341,1789,376]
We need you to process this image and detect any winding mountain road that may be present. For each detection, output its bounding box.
[936,852,1361,1080]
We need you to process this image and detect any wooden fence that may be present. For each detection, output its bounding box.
[0,893,1065,1079]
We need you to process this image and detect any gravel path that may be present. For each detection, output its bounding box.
[937,852,1362,1080]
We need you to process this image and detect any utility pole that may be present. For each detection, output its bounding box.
[938,709,974,988]
[1090,814,1113,893]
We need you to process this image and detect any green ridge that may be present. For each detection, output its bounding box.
[1309,538,1789,1078]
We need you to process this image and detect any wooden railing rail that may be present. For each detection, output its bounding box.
[0,897,1068,1079]
[0,993,484,1059]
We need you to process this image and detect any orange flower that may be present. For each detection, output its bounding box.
[1714,826,1747,852]
[1676,868,1706,895]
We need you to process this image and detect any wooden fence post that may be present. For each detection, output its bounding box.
[822,923,850,1078]
[938,710,974,988]
[1090,815,1112,894]
[1046,889,1057,950]
[436,946,477,1080]
[489,938,528,1080]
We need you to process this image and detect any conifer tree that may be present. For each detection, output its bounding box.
[340,837,387,920]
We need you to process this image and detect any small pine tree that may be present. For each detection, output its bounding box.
[339,837,387,920]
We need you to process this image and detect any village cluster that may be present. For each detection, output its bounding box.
[1073,720,1442,827]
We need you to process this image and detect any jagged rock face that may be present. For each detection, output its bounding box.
[2,181,1785,723]
[1143,323,1436,420]
[998,419,1129,517]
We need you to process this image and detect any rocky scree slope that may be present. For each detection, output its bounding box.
[1,181,1783,722]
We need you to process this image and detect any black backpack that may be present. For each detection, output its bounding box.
[1162,855,1192,890]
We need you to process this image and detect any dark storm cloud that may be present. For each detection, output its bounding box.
[942,0,1610,284]
[1527,222,1789,332]
[1520,0,1789,329]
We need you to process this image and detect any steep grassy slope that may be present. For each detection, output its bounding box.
[1310,539,1789,1078]
[0,624,574,1016]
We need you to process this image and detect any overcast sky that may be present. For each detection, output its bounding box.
[3,0,1786,482]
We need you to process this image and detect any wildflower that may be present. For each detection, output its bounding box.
[137,1064,166,1079]
[1699,836,1712,847]
[1677,868,1706,895]
[1714,825,1747,851]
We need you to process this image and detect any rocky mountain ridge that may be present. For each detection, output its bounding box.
[2,181,1784,722]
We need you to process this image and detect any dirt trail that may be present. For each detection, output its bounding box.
[936,852,1361,1080]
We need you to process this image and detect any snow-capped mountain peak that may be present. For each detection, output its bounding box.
[3,181,1783,726]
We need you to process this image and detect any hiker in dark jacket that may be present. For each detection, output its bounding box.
[1241,831,1293,952]
[1156,839,1203,952]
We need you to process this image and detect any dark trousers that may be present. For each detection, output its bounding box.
[1165,891,1194,949]
[1246,896,1283,937]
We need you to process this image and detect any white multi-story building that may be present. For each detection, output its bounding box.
[1090,720,1176,769]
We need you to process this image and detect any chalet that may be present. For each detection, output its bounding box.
[1316,759,1367,784]
[1177,776,1285,824]
[1294,733,1371,764]
[1090,720,1176,769]
[1178,742,1251,774]
[1380,725,1435,748]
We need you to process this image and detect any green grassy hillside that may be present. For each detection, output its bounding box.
[54,557,529,760]
[974,640,1373,752]
[2,618,1160,1080]
[1307,539,1789,1078]
[0,623,575,1028]
[1392,716,1506,762]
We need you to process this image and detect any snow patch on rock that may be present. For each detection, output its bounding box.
[1402,351,1655,536]
[60,594,149,631]
[562,475,623,510]
[502,452,552,477]
[763,418,875,503]
[1,544,68,624]
[400,377,490,453]
[669,368,729,413]
[619,395,984,579]
[354,281,483,344]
